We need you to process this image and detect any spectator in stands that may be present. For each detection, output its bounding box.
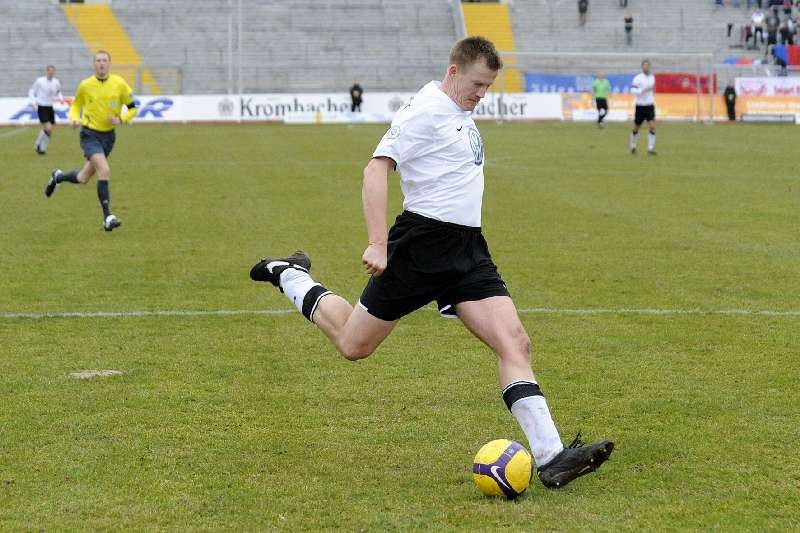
[578,0,588,26]
[771,43,789,74]
[751,8,766,48]
[783,0,793,17]
[624,12,634,46]
[766,9,780,55]
[780,20,793,44]
[619,0,628,7]
[723,84,737,121]
[350,81,363,112]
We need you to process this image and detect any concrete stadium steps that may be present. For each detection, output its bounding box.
[61,3,161,94]
[0,2,89,96]
[461,2,522,92]
[109,0,459,93]
[509,0,759,60]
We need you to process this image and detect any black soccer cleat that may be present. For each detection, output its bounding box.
[648,150,658,156]
[103,214,122,232]
[537,433,614,489]
[250,251,311,289]
[630,147,637,155]
[45,169,60,197]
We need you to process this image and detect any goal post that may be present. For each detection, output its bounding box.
[496,51,718,123]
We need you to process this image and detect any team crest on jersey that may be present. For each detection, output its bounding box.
[468,127,483,165]
[386,126,401,139]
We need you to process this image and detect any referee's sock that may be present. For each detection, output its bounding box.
[56,170,79,183]
[648,130,656,152]
[503,381,564,467]
[279,268,332,322]
[97,180,111,218]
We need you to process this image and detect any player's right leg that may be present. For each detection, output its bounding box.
[630,118,642,154]
[456,296,613,489]
[250,252,397,360]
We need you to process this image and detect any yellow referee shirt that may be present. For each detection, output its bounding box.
[69,73,138,132]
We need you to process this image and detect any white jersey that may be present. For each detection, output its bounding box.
[631,73,656,106]
[29,76,63,107]
[373,81,485,227]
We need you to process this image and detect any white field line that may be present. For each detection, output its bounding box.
[1,307,799,320]
[0,128,29,139]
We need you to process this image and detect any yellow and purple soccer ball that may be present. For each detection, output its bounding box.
[472,439,532,499]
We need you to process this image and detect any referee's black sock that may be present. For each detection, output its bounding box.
[56,170,79,183]
[97,180,111,218]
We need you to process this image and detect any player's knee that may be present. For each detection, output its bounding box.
[338,340,375,361]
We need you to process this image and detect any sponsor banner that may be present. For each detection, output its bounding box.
[524,72,636,94]
[0,92,563,125]
[655,73,716,95]
[738,96,800,116]
[561,93,728,121]
[735,77,800,97]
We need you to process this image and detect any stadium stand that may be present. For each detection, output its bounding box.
[0,0,785,97]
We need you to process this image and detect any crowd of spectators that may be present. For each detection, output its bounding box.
[718,0,799,72]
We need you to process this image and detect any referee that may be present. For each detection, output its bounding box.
[28,65,63,155]
[45,51,137,231]
[250,37,613,489]
[592,70,611,128]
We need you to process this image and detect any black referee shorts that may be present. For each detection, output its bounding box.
[37,105,55,124]
[359,210,510,321]
[595,98,608,112]
[634,104,656,125]
[80,127,116,159]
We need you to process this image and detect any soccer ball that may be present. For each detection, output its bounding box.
[472,439,532,499]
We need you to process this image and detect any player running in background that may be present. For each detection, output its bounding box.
[592,70,611,128]
[630,59,656,155]
[250,37,613,489]
[29,65,63,155]
[45,51,137,231]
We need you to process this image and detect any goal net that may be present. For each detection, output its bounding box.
[496,51,717,123]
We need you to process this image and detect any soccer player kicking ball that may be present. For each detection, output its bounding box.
[45,50,137,231]
[630,59,657,155]
[250,37,613,489]
[29,65,64,155]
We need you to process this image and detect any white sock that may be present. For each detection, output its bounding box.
[648,131,656,151]
[41,131,50,151]
[630,131,638,149]
[511,396,564,466]
[35,130,46,150]
[278,268,331,321]
[503,381,564,467]
[279,268,319,314]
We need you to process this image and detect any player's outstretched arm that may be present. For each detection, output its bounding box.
[361,156,392,276]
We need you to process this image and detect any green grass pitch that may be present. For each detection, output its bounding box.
[1,121,798,530]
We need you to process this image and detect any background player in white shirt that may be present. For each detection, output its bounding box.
[630,60,657,155]
[250,37,613,489]
[29,65,63,155]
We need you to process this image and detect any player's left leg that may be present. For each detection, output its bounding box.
[87,152,120,231]
[45,160,93,197]
[647,118,657,155]
[456,295,613,488]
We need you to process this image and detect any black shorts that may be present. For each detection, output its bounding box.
[359,210,510,321]
[595,98,608,111]
[634,104,656,125]
[80,127,115,159]
[37,105,55,124]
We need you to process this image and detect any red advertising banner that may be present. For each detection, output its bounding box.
[788,45,800,65]
[655,73,717,94]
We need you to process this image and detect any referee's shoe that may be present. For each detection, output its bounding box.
[537,433,614,489]
[250,251,311,289]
